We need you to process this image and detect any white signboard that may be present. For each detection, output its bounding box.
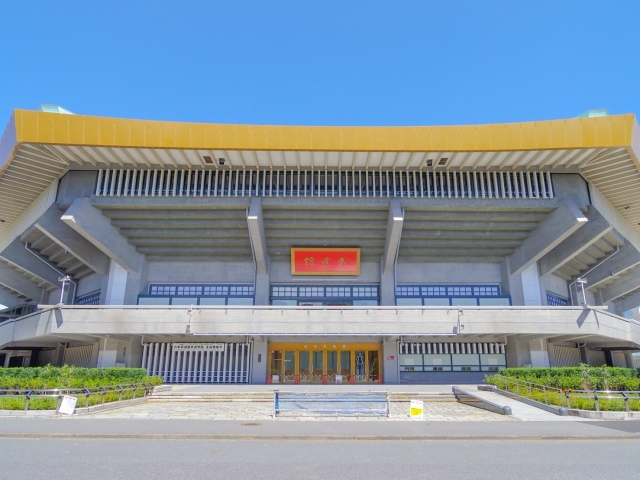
[335,375,343,384]
[171,343,226,352]
[58,395,77,415]
[410,399,424,419]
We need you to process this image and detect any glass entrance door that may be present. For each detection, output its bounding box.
[268,343,381,384]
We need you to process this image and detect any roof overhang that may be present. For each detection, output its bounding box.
[1,109,639,237]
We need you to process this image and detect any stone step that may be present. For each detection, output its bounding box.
[147,392,457,402]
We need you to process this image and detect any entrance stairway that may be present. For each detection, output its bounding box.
[147,385,457,403]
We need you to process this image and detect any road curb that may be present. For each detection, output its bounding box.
[0,433,638,441]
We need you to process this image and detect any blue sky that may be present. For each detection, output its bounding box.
[1,1,639,126]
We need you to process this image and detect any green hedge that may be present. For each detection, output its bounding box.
[489,365,640,391]
[0,365,163,390]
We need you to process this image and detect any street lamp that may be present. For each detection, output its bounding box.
[576,277,588,305]
[58,275,71,304]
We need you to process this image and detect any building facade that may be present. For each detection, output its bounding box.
[1,108,640,383]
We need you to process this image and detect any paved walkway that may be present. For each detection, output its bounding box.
[87,399,513,421]
[464,387,579,422]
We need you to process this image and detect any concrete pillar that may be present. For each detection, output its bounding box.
[604,350,614,367]
[623,351,634,369]
[579,345,588,364]
[521,263,543,306]
[251,340,268,384]
[105,260,128,305]
[529,339,550,367]
[255,272,270,305]
[546,340,558,367]
[90,342,100,368]
[97,338,120,367]
[123,260,148,305]
[382,341,399,384]
[55,342,66,366]
[125,336,143,368]
[505,336,532,367]
[380,270,395,306]
[500,258,524,305]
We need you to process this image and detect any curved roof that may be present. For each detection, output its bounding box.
[0,109,639,239]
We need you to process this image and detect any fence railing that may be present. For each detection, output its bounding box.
[273,391,390,417]
[0,383,155,412]
[565,390,640,413]
[489,375,640,413]
[488,375,565,407]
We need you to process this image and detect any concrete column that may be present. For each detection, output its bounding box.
[521,263,543,306]
[604,350,614,367]
[380,270,395,306]
[500,258,524,306]
[97,338,120,367]
[251,340,268,384]
[105,260,128,305]
[505,336,532,367]
[123,259,148,305]
[90,342,100,368]
[623,351,634,369]
[382,341,399,384]
[579,345,588,364]
[55,342,66,366]
[546,340,558,367]
[529,339,550,367]
[255,272,270,305]
[125,336,143,368]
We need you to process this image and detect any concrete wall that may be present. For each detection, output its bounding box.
[147,261,254,284]
[539,274,569,304]
[270,260,380,283]
[76,273,102,297]
[56,171,97,208]
[397,262,501,284]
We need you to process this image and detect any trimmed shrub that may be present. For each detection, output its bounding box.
[0,365,163,390]
[490,365,640,391]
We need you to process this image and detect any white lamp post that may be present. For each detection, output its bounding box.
[58,275,71,304]
[576,277,588,305]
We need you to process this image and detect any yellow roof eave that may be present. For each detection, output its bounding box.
[12,109,638,153]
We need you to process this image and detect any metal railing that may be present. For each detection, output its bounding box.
[95,168,555,201]
[490,375,640,413]
[488,375,565,407]
[0,383,155,412]
[565,390,640,413]
[273,390,390,417]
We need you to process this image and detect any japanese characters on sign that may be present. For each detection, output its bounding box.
[291,248,360,275]
[171,343,226,352]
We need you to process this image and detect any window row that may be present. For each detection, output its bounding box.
[546,292,569,306]
[76,291,101,305]
[148,284,255,297]
[399,353,506,372]
[396,285,501,297]
[271,285,379,298]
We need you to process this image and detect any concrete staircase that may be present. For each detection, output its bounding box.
[148,386,457,403]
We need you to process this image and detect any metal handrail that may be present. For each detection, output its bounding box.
[490,375,640,413]
[0,383,156,412]
[488,375,565,407]
[565,389,640,413]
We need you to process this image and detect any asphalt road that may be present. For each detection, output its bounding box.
[1,438,638,479]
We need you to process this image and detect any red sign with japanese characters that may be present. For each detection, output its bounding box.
[291,248,360,276]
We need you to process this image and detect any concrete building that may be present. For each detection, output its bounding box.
[1,107,640,383]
